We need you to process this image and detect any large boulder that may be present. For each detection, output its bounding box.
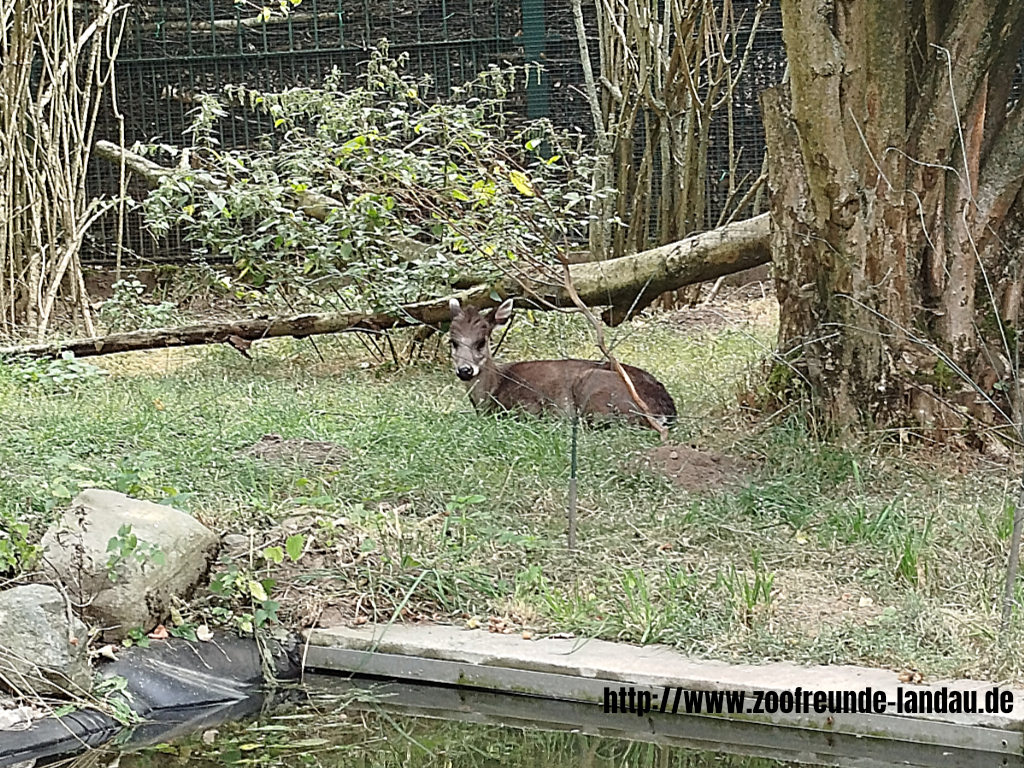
[0,584,91,696]
[40,489,220,641]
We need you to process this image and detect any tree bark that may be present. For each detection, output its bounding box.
[762,0,1024,438]
[761,0,1024,438]
[765,0,913,428]
[0,214,771,359]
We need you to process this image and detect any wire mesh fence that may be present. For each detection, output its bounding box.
[83,0,785,266]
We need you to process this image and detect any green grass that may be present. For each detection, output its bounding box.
[2,308,1024,681]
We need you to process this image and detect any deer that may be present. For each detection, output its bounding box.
[448,298,677,431]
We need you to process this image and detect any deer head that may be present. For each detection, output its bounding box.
[448,298,513,381]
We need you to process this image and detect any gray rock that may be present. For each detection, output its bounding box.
[0,584,91,696]
[40,489,220,641]
[220,533,250,561]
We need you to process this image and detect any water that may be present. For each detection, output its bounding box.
[94,677,1017,768]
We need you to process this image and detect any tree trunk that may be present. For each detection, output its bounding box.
[762,0,1024,438]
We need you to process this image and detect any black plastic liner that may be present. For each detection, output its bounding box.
[0,632,300,768]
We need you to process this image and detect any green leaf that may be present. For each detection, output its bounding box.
[285,534,306,562]
[248,580,268,601]
[281,738,330,748]
[509,170,534,196]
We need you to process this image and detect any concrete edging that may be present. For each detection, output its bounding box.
[304,623,1024,758]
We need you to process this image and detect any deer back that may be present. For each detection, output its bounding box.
[489,360,598,416]
[572,363,677,428]
[491,359,677,427]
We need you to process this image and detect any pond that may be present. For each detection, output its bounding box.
[98,677,1013,768]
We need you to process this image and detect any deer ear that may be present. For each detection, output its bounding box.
[449,298,463,320]
[492,298,514,326]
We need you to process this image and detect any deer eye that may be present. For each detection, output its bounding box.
[475,340,486,350]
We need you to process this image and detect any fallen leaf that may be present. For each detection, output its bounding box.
[898,670,923,684]
[226,334,253,359]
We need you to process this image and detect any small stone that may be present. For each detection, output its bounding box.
[0,584,92,696]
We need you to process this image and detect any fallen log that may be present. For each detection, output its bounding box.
[566,213,771,323]
[0,287,492,360]
[0,214,771,359]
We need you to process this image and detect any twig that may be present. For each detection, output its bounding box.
[535,185,671,440]
[568,416,579,550]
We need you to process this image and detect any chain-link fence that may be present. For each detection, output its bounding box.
[83,0,785,266]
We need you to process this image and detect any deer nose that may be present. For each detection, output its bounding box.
[456,365,476,381]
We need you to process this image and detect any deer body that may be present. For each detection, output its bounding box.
[448,299,677,430]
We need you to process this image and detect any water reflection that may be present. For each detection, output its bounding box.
[69,676,1019,768]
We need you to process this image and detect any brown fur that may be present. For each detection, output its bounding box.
[448,299,676,430]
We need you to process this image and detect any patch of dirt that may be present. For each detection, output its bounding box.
[241,434,349,465]
[772,569,885,636]
[666,283,778,333]
[637,443,757,493]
